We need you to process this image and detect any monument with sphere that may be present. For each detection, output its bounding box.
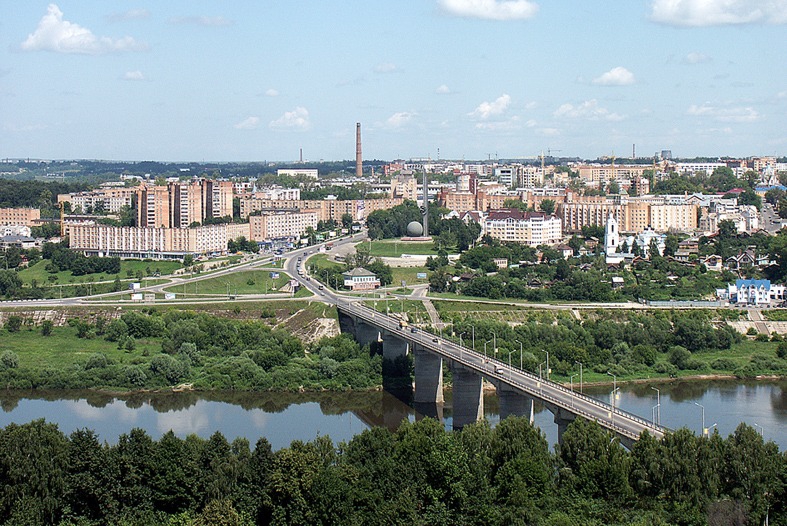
[401,172,432,241]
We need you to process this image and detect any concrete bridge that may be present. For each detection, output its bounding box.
[338,302,668,447]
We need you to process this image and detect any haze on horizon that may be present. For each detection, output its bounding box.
[1,1,786,162]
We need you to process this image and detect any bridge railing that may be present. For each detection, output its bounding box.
[341,302,667,437]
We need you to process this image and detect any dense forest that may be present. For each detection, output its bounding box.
[0,416,783,525]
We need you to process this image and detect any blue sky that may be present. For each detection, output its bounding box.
[1,1,786,162]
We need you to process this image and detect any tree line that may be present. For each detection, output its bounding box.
[0,311,381,392]
[0,415,783,525]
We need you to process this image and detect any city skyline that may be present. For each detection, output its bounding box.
[1,1,786,162]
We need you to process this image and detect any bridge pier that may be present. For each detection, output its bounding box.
[381,330,408,361]
[413,346,444,405]
[551,406,577,445]
[451,364,483,429]
[498,385,534,424]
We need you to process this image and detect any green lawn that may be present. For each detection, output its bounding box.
[390,267,430,288]
[1,325,158,370]
[18,259,183,286]
[165,270,293,296]
[364,240,441,257]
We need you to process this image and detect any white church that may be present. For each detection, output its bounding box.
[604,212,665,264]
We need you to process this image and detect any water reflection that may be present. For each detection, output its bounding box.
[0,379,785,451]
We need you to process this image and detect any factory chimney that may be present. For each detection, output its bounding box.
[355,123,362,177]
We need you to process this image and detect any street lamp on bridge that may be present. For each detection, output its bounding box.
[515,339,523,370]
[694,402,706,437]
[651,386,660,426]
[575,361,583,393]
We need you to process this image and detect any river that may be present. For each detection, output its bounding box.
[0,379,785,450]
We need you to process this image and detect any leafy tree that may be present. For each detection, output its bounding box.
[539,199,556,215]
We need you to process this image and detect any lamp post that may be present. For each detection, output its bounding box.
[694,402,706,437]
[484,340,493,360]
[651,386,660,426]
[575,361,583,393]
[472,325,475,352]
[508,350,516,380]
[607,372,617,402]
[754,423,764,437]
[542,349,550,380]
[490,331,497,357]
[570,374,577,407]
[515,339,523,369]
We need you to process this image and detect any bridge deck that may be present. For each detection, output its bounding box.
[339,302,668,442]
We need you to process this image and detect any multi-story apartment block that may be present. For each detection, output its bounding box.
[69,223,251,259]
[390,174,418,200]
[169,180,204,228]
[136,184,171,228]
[132,179,233,228]
[649,204,698,232]
[0,207,41,226]
[203,179,233,220]
[483,210,562,246]
[249,212,319,241]
[559,194,627,233]
[575,163,652,187]
[238,196,403,222]
[58,186,136,214]
[277,169,318,180]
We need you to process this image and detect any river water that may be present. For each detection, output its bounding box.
[0,379,785,451]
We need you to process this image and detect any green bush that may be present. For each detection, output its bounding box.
[0,350,19,369]
[711,358,737,370]
[84,353,109,370]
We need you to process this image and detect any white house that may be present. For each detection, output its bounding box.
[721,279,787,306]
[342,267,380,291]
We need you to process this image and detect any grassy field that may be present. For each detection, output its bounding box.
[18,259,183,286]
[364,240,440,257]
[165,270,293,296]
[1,325,158,370]
[390,266,429,287]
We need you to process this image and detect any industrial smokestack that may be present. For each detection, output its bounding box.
[355,123,362,177]
[299,148,303,163]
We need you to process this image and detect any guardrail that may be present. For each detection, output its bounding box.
[340,302,668,439]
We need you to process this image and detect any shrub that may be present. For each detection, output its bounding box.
[711,358,737,370]
[85,353,109,370]
[653,362,678,376]
[777,342,787,359]
[5,316,22,333]
[770,333,784,342]
[0,350,19,369]
[668,346,692,370]
[746,327,758,336]
[41,320,53,336]
[755,333,770,342]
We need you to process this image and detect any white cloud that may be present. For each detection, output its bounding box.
[234,116,260,130]
[435,84,451,94]
[438,0,539,21]
[385,112,417,128]
[650,0,787,26]
[265,88,279,97]
[122,70,145,81]
[468,94,511,119]
[593,67,635,86]
[684,51,711,64]
[270,107,311,130]
[553,99,624,121]
[537,127,560,136]
[170,16,234,27]
[21,4,147,54]
[687,104,759,122]
[106,9,150,23]
[475,117,520,131]
[374,62,397,73]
